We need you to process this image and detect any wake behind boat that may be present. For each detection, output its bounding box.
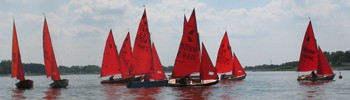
[297,21,335,81]
[43,17,68,88]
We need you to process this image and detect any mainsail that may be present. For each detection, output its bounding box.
[43,17,61,81]
[11,20,25,80]
[215,32,233,73]
[172,9,200,77]
[100,30,121,77]
[129,9,152,75]
[298,21,318,72]
[119,32,132,78]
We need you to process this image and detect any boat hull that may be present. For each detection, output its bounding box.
[220,74,246,80]
[297,74,335,81]
[50,79,69,88]
[101,78,130,84]
[167,78,219,87]
[15,79,33,89]
[126,80,168,88]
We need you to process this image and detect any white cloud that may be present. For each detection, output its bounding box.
[0,0,349,67]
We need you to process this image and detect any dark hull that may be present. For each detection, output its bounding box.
[297,74,335,81]
[101,78,130,84]
[16,80,33,89]
[167,80,219,87]
[220,75,246,80]
[126,80,168,88]
[50,79,69,88]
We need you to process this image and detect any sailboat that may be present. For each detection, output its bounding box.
[43,17,68,88]
[127,43,168,88]
[297,21,335,81]
[126,9,168,88]
[215,32,246,80]
[100,30,132,84]
[11,20,33,89]
[168,9,219,87]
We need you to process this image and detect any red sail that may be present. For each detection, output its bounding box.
[100,30,121,77]
[215,32,233,73]
[200,43,218,80]
[43,18,61,81]
[298,21,318,72]
[149,43,166,80]
[317,46,334,75]
[119,32,132,78]
[11,21,25,80]
[232,53,246,77]
[129,9,152,75]
[172,9,200,77]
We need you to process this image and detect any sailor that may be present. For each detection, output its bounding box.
[109,76,114,81]
[311,71,317,79]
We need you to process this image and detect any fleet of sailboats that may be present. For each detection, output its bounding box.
[297,21,335,81]
[5,8,342,90]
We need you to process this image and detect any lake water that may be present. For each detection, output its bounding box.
[1,71,349,100]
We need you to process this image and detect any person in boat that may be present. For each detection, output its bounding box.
[109,76,114,81]
[310,71,317,79]
[179,75,191,85]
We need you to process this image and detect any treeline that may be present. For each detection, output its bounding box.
[0,60,100,75]
[245,50,350,71]
[0,60,173,75]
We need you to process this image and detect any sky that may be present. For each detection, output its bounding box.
[0,0,349,67]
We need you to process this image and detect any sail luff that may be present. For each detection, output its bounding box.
[43,18,61,81]
[100,30,121,77]
[11,21,25,80]
[215,32,233,73]
[298,21,318,72]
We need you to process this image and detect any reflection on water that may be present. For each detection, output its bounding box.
[298,81,333,99]
[12,89,26,100]
[172,86,214,100]
[219,80,244,100]
[43,88,62,100]
[128,87,162,100]
[101,84,125,100]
